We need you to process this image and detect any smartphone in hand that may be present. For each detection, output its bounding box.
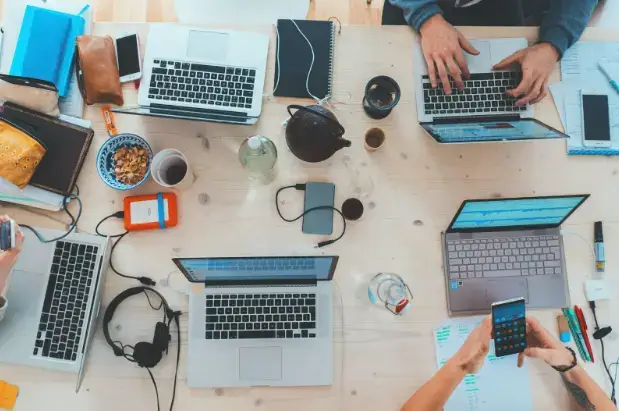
[0,220,16,251]
[491,297,526,357]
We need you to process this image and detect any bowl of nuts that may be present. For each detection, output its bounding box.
[96,134,153,190]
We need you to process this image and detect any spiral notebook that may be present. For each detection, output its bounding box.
[274,19,335,99]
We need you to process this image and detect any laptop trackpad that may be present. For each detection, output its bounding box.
[239,347,282,381]
[485,279,528,305]
[187,31,229,62]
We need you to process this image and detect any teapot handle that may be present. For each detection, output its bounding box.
[287,105,346,136]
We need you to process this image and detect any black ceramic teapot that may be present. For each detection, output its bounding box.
[285,105,351,163]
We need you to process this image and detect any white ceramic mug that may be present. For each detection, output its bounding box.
[151,149,195,190]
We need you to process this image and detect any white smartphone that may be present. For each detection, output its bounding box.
[115,32,142,83]
[581,91,612,148]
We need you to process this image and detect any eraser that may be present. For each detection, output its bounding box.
[0,380,19,410]
[557,314,571,342]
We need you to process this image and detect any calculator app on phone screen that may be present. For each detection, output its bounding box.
[492,297,526,357]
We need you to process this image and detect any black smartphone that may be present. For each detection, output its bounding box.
[302,182,335,235]
[0,220,16,251]
[491,297,526,357]
[581,92,611,148]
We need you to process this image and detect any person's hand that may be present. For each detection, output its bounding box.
[450,316,492,374]
[517,316,574,368]
[493,43,560,106]
[0,215,23,273]
[419,14,479,95]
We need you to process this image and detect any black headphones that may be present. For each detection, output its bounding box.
[103,287,182,411]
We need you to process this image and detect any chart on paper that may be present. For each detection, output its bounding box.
[434,316,533,411]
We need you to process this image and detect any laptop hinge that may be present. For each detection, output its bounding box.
[429,114,521,124]
[203,278,318,288]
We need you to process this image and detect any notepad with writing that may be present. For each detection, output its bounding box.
[274,19,335,99]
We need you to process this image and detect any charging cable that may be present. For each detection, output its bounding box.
[20,192,83,243]
[275,184,346,248]
[560,230,597,277]
[588,300,616,404]
[95,211,156,286]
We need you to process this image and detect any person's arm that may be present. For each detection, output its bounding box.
[519,316,615,411]
[538,0,599,58]
[0,216,24,323]
[401,317,492,411]
[401,358,467,411]
[561,365,615,411]
[388,0,443,32]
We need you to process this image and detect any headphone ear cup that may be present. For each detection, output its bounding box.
[133,342,163,368]
[153,322,170,352]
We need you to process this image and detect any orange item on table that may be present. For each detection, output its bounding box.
[0,380,19,410]
[101,105,119,136]
[123,192,178,231]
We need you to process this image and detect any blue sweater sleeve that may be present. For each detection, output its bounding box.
[388,0,443,32]
[538,0,598,57]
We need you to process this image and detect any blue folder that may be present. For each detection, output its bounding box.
[10,6,85,97]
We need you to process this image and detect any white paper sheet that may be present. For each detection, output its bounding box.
[561,41,619,83]
[434,316,533,411]
[0,178,64,211]
[1,0,91,118]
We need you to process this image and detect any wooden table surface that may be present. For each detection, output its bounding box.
[2,23,619,411]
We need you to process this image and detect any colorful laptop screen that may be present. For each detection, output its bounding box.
[450,196,587,230]
[422,119,566,143]
[174,256,337,282]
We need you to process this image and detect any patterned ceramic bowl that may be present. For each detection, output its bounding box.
[96,133,153,190]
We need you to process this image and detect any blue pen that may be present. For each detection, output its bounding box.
[594,221,605,273]
[599,61,619,96]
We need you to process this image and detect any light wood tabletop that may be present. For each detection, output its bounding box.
[2,23,619,411]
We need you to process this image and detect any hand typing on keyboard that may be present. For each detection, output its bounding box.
[492,43,560,106]
[419,14,480,95]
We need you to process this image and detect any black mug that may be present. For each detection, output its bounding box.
[363,76,401,119]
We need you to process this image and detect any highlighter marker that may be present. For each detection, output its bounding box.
[594,221,605,273]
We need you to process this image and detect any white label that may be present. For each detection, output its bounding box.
[129,199,170,225]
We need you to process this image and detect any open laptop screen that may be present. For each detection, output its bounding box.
[448,195,588,232]
[173,256,338,284]
[422,118,567,143]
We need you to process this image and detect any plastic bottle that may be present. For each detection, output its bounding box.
[238,136,278,184]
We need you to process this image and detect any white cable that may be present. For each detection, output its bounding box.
[561,230,597,277]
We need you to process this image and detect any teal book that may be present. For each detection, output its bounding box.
[10,6,85,97]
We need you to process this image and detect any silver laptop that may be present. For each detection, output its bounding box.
[0,228,110,387]
[413,37,568,144]
[443,195,589,316]
[173,256,338,388]
[113,24,269,125]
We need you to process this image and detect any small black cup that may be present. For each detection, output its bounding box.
[363,76,401,119]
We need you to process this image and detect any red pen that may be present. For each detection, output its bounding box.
[575,305,595,363]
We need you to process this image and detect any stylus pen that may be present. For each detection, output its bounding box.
[599,61,619,96]
[594,221,605,274]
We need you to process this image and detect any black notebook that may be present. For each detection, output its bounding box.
[274,19,335,99]
[0,103,94,196]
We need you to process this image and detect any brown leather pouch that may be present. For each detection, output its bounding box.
[76,36,124,106]
[0,118,46,189]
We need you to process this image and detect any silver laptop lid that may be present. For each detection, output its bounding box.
[446,195,589,233]
[172,256,339,285]
[421,117,568,144]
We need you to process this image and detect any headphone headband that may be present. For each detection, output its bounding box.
[102,286,175,357]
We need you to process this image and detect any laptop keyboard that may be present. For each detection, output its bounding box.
[33,241,99,361]
[447,236,562,279]
[422,72,526,116]
[205,293,317,340]
[149,59,257,109]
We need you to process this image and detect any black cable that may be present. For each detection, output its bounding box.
[95,211,156,286]
[146,367,161,411]
[20,193,83,243]
[589,300,616,404]
[169,313,181,411]
[275,184,346,248]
